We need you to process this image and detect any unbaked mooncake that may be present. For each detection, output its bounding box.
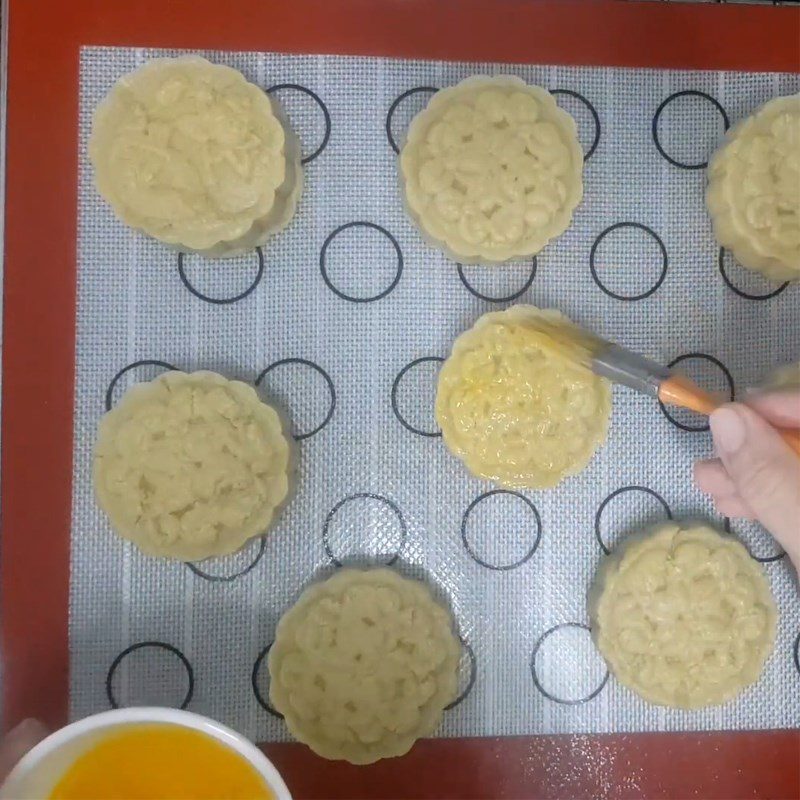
[93,370,290,561]
[89,56,303,257]
[268,568,460,764]
[400,76,584,263]
[707,94,800,282]
[435,305,612,489]
[590,522,777,709]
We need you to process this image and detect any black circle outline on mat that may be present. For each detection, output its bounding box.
[723,517,785,564]
[658,353,735,432]
[457,257,538,303]
[320,222,403,303]
[322,493,408,567]
[186,537,267,582]
[652,90,730,170]
[590,222,668,301]
[530,623,609,706]
[251,642,284,719]
[105,360,177,411]
[718,248,789,301]
[550,89,601,161]
[266,83,332,164]
[178,247,265,305]
[444,637,478,711]
[255,358,336,441]
[594,486,673,555]
[391,356,445,438]
[106,641,194,710]
[386,86,439,154]
[794,632,800,678]
[461,490,542,571]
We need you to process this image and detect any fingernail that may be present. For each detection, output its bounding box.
[710,406,747,456]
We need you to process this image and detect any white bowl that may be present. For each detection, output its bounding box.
[0,708,292,799]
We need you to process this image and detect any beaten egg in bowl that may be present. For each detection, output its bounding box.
[48,724,273,800]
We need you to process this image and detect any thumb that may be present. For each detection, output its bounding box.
[0,719,48,782]
[709,403,800,562]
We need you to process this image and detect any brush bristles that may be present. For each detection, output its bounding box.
[522,318,602,371]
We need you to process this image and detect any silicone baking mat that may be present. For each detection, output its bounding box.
[70,45,800,741]
[4,2,800,798]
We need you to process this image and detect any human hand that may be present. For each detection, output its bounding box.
[694,390,800,575]
[0,719,48,783]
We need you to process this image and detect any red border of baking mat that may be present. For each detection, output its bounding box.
[3,1,799,797]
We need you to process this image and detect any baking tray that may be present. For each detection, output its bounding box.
[2,1,799,798]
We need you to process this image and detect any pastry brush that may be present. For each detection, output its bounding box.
[538,323,800,456]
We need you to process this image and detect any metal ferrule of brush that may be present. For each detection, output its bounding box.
[591,344,672,398]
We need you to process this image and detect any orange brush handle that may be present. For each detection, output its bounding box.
[658,375,800,456]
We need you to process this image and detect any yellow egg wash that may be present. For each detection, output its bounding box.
[48,724,274,800]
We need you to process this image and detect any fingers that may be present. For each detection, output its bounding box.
[0,719,48,781]
[694,459,756,518]
[713,495,756,520]
[709,403,800,565]
[745,389,800,428]
[694,459,736,497]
